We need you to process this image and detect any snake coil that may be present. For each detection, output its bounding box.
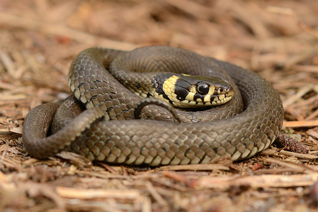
[23,46,284,166]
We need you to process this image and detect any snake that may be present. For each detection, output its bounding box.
[22,46,284,166]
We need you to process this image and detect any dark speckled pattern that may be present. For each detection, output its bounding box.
[22,46,284,166]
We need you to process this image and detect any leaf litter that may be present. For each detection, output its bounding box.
[0,0,318,211]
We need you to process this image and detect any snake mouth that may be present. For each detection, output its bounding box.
[181,86,234,107]
[209,87,234,105]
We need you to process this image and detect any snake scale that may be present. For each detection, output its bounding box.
[22,46,284,166]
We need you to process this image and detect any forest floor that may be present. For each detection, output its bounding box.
[1,0,318,211]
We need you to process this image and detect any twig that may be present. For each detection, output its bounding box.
[197,173,318,189]
[283,120,318,128]
[264,157,316,174]
[0,12,137,50]
[266,6,318,39]
[56,187,140,199]
[279,150,317,160]
[292,65,318,73]
[0,139,9,168]
[283,83,313,108]
[145,181,168,206]
[305,108,318,121]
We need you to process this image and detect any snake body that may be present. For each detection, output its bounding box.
[22,46,284,166]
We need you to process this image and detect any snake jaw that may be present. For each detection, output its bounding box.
[208,85,234,105]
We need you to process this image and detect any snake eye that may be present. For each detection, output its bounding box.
[196,82,209,95]
[218,88,224,94]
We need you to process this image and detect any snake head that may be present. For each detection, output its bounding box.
[162,74,234,108]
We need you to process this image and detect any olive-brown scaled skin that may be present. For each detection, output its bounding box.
[22,46,284,166]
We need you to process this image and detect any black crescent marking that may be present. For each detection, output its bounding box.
[152,73,175,104]
[175,88,189,101]
[175,78,191,101]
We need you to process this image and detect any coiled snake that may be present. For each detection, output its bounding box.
[22,46,284,166]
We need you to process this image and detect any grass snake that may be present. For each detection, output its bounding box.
[22,46,284,166]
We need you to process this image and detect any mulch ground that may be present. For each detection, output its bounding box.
[1,0,318,211]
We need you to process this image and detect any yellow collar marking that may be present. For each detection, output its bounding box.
[162,75,179,104]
